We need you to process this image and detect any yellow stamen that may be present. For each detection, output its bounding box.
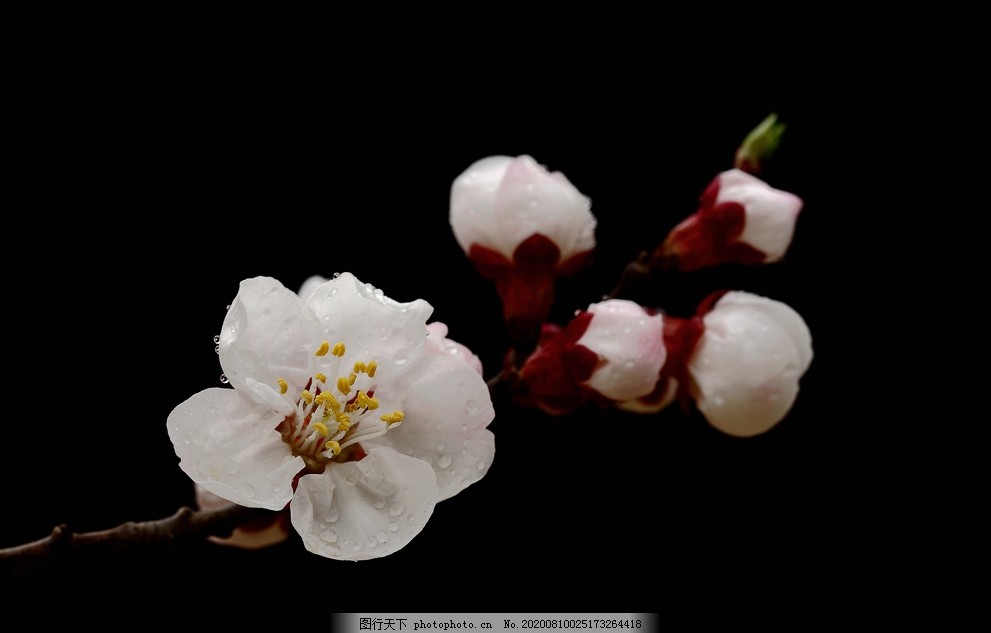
[332,342,346,357]
[367,397,379,410]
[366,361,377,378]
[315,341,330,357]
[325,440,341,455]
[353,361,366,374]
[300,390,313,405]
[311,422,330,437]
[336,376,352,395]
[315,372,327,383]
[380,410,405,425]
[277,378,288,395]
[348,373,357,385]
[316,392,339,410]
[336,413,351,431]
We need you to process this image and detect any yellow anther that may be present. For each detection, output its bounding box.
[316,392,340,410]
[380,410,405,425]
[367,397,380,410]
[332,342,346,357]
[315,372,327,383]
[366,361,377,378]
[315,340,330,356]
[353,361,366,374]
[311,421,330,437]
[300,390,314,405]
[336,376,351,395]
[336,413,351,431]
[348,373,357,385]
[325,440,341,455]
[277,378,288,395]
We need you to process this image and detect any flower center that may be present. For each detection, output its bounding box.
[276,340,404,472]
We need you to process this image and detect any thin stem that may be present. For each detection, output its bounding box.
[606,250,652,300]
[0,503,269,574]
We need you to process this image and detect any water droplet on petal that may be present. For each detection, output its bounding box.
[214,345,220,354]
[352,542,362,552]
[476,460,486,470]
[223,460,238,474]
[333,272,341,278]
[376,531,388,543]
[394,351,407,365]
[225,304,231,310]
[219,374,229,384]
[320,529,337,543]
[330,287,338,295]
[373,497,386,510]
[435,442,446,452]
[236,483,255,499]
[406,513,415,522]
[437,454,452,469]
[388,521,399,532]
[367,536,378,548]
[213,335,220,344]
[389,501,404,517]
[325,508,340,522]
[465,399,479,415]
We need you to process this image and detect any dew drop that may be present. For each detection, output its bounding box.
[435,442,446,452]
[352,542,362,552]
[624,359,635,369]
[225,304,231,310]
[372,497,386,510]
[437,454,453,469]
[367,536,378,548]
[213,334,220,344]
[389,501,404,517]
[333,272,341,278]
[325,507,340,523]
[406,513,415,522]
[219,374,229,384]
[476,460,486,470]
[214,345,220,354]
[330,287,338,295]
[388,521,399,532]
[236,483,255,499]
[320,529,337,543]
[622,325,632,334]
[465,399,479,415]
[223,460,238,474]
[375,531,388,543]
[394,351,407,365]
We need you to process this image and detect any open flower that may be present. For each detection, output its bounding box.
[688,291,813,437]
[167,273,495,560]
[450,155,596,337]
[655,169,802,271]
[519,299,666,414]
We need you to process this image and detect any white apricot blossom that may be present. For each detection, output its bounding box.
[167,273,495,560]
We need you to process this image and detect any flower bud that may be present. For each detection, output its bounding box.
[656,169,802,272]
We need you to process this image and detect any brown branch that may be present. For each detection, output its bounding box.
[0,503,269,575]
[606,250,652,300]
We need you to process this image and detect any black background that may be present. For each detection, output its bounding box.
[3,67,853,617]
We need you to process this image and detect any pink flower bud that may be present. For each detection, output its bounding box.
[657,169,802,271]
[520,299,665,414]
[450,155,596,336]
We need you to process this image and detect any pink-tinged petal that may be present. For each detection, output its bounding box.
[578,300,666,401]
[493,155,595,260]
[450,155,515,256]
[425,322,483,375]
[219,277,310,413]
[167,388,303,510]
[689,291,813,437]
[716,169,803,262]
[290,447,438,561]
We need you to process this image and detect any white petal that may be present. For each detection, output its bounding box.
[298,275,329,302]
[450,155,514,255]
[425,321,484,375]
[302,273,433,382]
[578,300,666,401]
[219,277,310,412]
[290,447,438,561]
[167,388,303,510]
[371,355,495,500]
[716,169,802,261]
[689,292,813,437]
[493,155,596,260]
